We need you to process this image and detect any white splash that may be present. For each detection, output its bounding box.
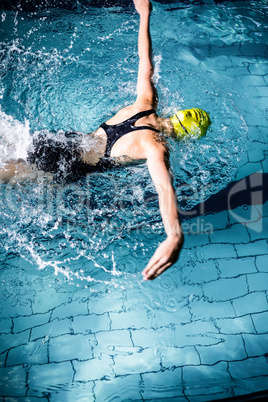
[0,107,32,167]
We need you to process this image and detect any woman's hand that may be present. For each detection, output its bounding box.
[142,234,184,280]
[133,0,151,16]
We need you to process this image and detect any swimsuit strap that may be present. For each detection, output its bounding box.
[101,109,160,158]
[127,109,157,124]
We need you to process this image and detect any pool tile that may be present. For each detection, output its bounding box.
[251,311,268,334]
[181,216,213,236]
[161,346,200,368]
[198,243,237,259]
[122,287,158,312]
[254,125,268,142]
[256,87,268,97]
[216,315,255,335]
[110,310,153,330]
[242,333,268,357]
[151,299,192,326]
[174,320,219,347]
[240,43,268,57]
[249,62,268,75]
[50,381,94,402]
[250,140,267,152]
[6,339,48,366]
[185,388,233,401]
[141,368,184,399]
[174,283,203,299]
[229,356,268,379]
[232,292,267,316]
[0,298,32,318]
[189,299,235,321]
[51,300,88,320]
[247,272,268,292]
[256,200,268,218]
[72,313,110,334]
[245,218,265,236]
[235,162,263,181]
[224,65,250,78]
[0,318,12,334]
[31,288,69,315]
[248,149,265,163]
[235,239,267,257]
[202,211,229,231]
[13,312,51,334]
[228,205,261,226]
[49,334,93,362]
[181,260,219,284]
[232,376,268,398]
[28,362,74,396]
[88,292,125,315]
[0,366,27,397]
[231,55,257,68]
[0,330,30,355]
[73,355,114,381]
[197,334,247,364]
[238,74,266,87]
[183,361,230,384]
[209,224,250,244]
[94,375,141,401]
[246,214,267,237]
[205,55,233,71]
[113,347,161,375]
[183,233,210,248]
[210,44,241,57]
[0,352,7,368]
[203,276,248,302]
[95,329,133,348]
[30,318,71,341]
[131,327,175,348]
[216,257,257,277]
[254,96,268,109]
[255,254,268,272]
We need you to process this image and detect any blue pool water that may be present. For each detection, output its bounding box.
[0,0,267,400]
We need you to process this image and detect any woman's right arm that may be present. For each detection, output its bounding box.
[142,143,184,280]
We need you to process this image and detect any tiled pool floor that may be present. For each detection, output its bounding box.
[0,189,267,401]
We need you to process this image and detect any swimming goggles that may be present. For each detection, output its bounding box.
[175,113,189,135]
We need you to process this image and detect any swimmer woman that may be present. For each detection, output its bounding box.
[83,0,209,280]
[88,0,184,281]
[1,0,211,280]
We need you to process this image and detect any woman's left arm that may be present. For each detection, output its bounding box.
[143,143,184,280]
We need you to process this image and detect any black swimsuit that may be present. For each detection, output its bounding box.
[26,110,160,181]
[100,109,160,158]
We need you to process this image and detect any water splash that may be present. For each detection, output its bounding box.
[0,107,31,166]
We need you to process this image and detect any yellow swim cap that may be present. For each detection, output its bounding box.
[170,108,211,140]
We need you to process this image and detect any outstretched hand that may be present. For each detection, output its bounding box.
[133,0,151,15]
[142,235,184,280]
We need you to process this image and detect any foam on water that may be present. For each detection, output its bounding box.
[0,107,31,166]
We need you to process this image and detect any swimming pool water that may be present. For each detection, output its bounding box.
[0,0,267,400]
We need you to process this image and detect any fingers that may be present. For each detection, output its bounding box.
[142,259,172,281]
[142,237,182,280]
